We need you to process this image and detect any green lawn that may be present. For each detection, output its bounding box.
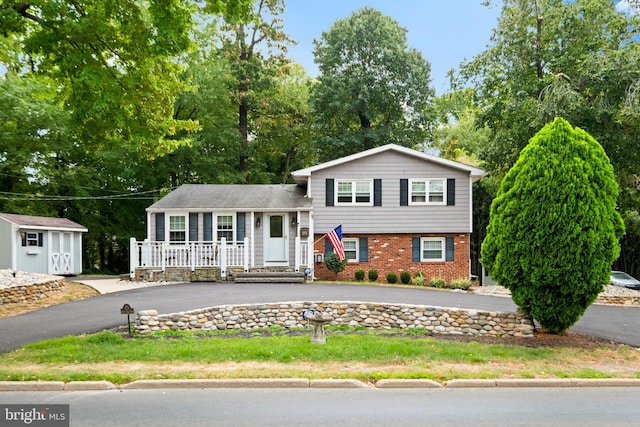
[0,328,638,384]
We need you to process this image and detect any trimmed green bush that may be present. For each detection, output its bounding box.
[430,277,446,288]
[368,270,378,281]
[481,118,625,334]
[450,278,472,290]
[412,272,426,286]
[354,269,365,281]
[386,272,398,284]
[325,254,348,276]
[400,271,411,284]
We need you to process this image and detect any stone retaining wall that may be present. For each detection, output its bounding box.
[0,279,65,305]
[136,301,535,338]
[596,295,640,306]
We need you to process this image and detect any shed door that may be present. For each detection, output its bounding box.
[265,214,288,264]
[51,232,73,275]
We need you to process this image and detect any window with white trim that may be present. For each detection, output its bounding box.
[336,180,372,205]
[343,238,359,262]
[410,179,446,205]
[421,237,445,261]
[169,215,186,242]
[217,215,233,241]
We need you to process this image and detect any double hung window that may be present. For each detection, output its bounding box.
[343,238,358,262]
[169,215,186,242]
[217,215,233,241]
[409,179,445,205]
[336,180,372,205]
[421,237,445,262]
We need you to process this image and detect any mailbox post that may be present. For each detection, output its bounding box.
[120,303,135,336]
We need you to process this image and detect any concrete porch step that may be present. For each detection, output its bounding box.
[234,272,305,284]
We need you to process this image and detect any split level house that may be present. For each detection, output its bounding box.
[0,213,87,275]
[130,144,485,283]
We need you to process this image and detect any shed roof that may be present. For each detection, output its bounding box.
[0,213,88,232]
[147,184,311,211]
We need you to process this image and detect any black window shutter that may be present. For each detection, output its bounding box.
[189,213,198,241]
[237,212,246,241]
[21,233,26,247]
[38,233,43,247]
[400,179,408,206]
[412,237,420,261]
[326,179,334,206]
[373,179,382,206]
[359,237,368,262]
[325,238,334,257]
[447,179,455,206]
[203,213,213,241]
[155,213,165,241]
[446,237,454,261]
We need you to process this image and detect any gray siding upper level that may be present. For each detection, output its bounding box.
[310,151,473,234]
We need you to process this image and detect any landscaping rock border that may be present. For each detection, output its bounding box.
[136,301,535,338]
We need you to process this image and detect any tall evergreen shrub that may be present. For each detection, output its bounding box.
[481,118,624,333]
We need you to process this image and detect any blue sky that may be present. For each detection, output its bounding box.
[281,1,503,94]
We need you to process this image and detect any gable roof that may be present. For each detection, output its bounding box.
[0,213,88,232]
[147,184,312,211]
[291,143,486,184]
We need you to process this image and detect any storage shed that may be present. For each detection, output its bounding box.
[0,213,88,275]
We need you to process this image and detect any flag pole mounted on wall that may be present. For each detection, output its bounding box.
[326,225,345,261]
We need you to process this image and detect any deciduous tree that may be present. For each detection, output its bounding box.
[311,7,435,160]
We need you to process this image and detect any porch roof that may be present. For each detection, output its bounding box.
[147,184,312,211]
[0,213,88,232]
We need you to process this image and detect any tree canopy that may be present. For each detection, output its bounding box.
[311,7,435,160]
[481,117,624,333]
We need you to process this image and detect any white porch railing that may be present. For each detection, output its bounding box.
[130,236,313,279]
[129,237,249,279]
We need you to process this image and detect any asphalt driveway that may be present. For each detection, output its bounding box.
[1,282,638,353]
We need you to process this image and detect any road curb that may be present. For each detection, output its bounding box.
[3,378,640,391]
[376,379,443,388]
[120,378,311,389]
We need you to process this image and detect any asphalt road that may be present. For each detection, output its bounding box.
[1,282,639,353]
[2,388,640,426]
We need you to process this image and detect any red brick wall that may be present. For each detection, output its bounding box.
[313,233,470,283]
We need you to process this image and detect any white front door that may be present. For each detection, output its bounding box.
[265,214,288,264]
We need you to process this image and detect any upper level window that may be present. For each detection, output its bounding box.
[169,215,186,242]
[217,215,233,241]
[336,180,372,205]
[410,179,445,205]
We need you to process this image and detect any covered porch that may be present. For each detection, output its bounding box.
[129,236,313,281]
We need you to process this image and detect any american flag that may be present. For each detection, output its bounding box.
[327,225,345,261]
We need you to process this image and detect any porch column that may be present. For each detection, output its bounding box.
[220,237,227,279]
[243,237,249,272]
[161,242,166,272]
[294,236,300,273]
[129,237,137,279]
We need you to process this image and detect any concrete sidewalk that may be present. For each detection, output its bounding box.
[67,276,171,294]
